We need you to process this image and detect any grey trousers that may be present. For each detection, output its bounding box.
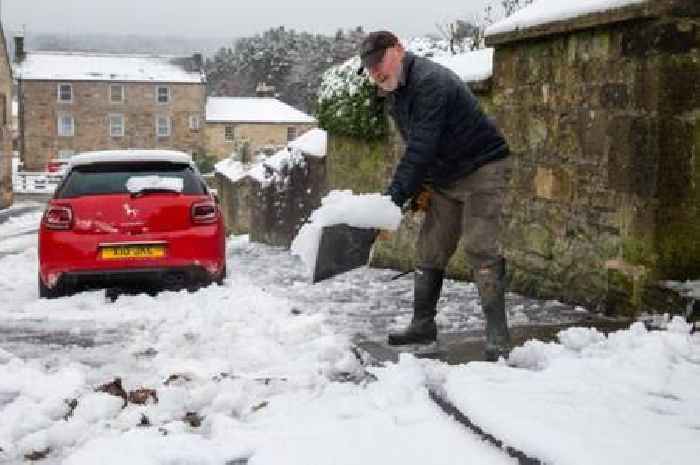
[416,157,510,271]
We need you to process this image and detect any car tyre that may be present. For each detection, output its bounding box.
[216,265,227,286]
[38,274,68,299]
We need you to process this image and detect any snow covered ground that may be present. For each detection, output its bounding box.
[0,205,698,464]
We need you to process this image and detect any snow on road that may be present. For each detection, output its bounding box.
[0,207,698,464]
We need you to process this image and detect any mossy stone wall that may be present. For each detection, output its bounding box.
[487,0,699,314]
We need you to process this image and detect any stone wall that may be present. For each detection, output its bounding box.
[205,122,316,160]
[214,153,327,247]
[486,0,700,314]
[18,81,206,171]
[0,28,13,208]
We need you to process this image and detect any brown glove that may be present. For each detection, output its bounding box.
[409,188,432,213]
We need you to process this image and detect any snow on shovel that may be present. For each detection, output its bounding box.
[291,190,402,283]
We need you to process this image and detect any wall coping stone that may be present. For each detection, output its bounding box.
[485,0,690,47]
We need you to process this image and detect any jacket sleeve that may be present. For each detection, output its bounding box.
[386,74,447,207]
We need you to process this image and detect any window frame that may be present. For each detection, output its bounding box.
[57,83,73,103]
[156,85,171,104]
[109,84,125,104]
[224,124,236,142]
[109,113,125,138]
[287,126,297,142]
[155,115,171,138]
[189,115,200,131]
[57,113,75,137]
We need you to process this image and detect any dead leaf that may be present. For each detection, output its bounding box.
[96,378,128,408]
[128,388,158,405]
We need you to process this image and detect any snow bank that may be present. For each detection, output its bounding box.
[125,176,183,194]
[214,129,326,184]
[444,318,700,465]
[290,190,402,278]
[213,158,248,183]
[288,128,327,158]
[486,0,648,36]
[248,147,306,186]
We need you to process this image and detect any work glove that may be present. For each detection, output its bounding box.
[408,187,431,213]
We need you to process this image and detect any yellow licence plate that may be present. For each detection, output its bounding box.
[100,245,166,260]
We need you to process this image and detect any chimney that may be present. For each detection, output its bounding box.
[191,52,203,71]
[256,81,276,98]
[14,35,25,63]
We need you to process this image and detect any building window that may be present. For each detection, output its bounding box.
[189,115,200,131]
[156,86,170,104]
[109,114,125,137]
[156,115,171,137]
[57,150,75,160]
[224,125,235,142]
[57,114,75,137]
[287,126,297,142]
[58,84,73,103]
[110,85,125,103]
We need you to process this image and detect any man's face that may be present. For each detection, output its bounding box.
[367,46,402,92]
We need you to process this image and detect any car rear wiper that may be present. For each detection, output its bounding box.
[130,188,182,198]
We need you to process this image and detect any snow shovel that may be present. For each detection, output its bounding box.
[312,224,378,283]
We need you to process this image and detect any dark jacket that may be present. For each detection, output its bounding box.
[385,52,509,207]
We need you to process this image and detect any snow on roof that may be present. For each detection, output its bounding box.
[486,0,647,37]
[432,48,494,82]
[288,128,327,158]
[69,150,194,168]
[206,97,317,124]
[15,51,204,83]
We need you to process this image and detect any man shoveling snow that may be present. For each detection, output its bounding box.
[294,30,513,361]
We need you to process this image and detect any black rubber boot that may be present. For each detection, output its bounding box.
[475,257,511,361]
[388,268,444,345]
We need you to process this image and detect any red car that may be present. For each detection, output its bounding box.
[38,150,226,298]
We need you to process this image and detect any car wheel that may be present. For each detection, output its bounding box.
[216,265,227,286]
[38,274,68,299]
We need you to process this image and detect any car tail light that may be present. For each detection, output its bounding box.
[191,200,217,224]
[43,205,73,230]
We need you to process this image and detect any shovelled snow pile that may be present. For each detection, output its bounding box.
[291,190,402,278]
[443,317,700,465]
[215,129,327,185]
[486,0,647,36]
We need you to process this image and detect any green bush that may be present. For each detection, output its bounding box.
[316,57,386,140]
[194,153,218,174]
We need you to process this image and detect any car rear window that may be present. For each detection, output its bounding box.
[56,162,207,198]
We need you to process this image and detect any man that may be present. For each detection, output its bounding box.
[359,31,511,361]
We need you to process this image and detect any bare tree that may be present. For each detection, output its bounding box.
[435,19,477,54]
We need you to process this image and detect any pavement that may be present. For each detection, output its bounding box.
[356,316,633,365]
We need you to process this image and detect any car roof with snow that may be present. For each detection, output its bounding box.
[68,150,195,169]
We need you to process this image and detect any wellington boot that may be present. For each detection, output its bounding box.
[388,268,444,346]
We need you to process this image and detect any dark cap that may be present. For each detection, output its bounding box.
[357,30,399,75]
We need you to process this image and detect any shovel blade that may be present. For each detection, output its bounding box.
[312,224,377,283]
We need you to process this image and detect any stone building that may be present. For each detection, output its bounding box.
[205,97,316,160]
[0,28,14,208]
[14,40,206,171]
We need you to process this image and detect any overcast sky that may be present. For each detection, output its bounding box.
[1,0,494,39]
